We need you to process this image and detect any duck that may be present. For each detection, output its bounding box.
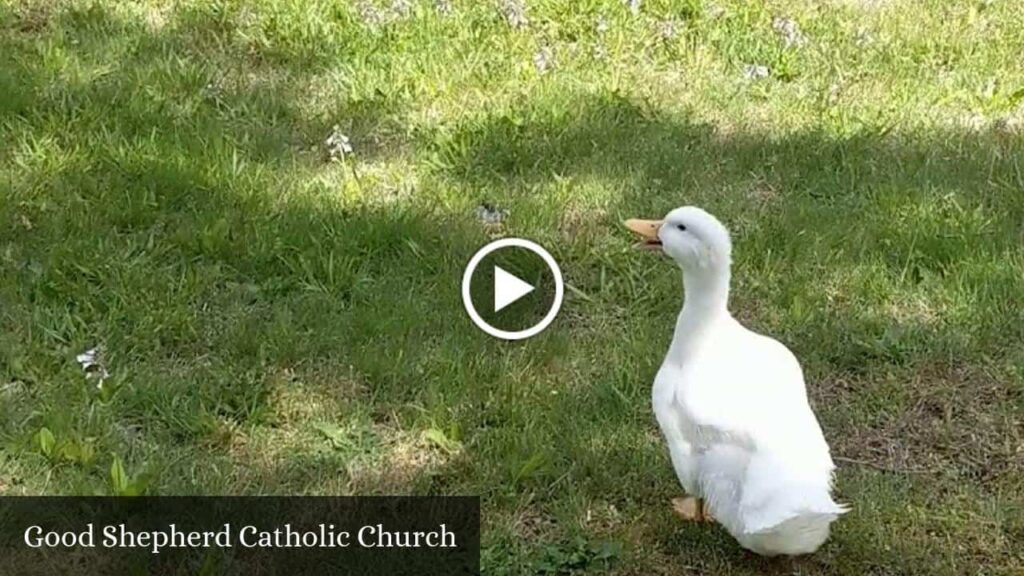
[624,206,847,556]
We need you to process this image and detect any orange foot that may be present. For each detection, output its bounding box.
[672,497,715,523]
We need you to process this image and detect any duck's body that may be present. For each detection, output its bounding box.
[654,312,845,555]
[627,207,845,556]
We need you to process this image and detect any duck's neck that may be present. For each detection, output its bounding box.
[668,266,731,360]
[681,266,731,318]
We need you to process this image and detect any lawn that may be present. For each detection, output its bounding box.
[1,0,1023,573]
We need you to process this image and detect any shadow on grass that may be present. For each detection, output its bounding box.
[0,1,490,492]
[429,87,1024,381]
[0,1,406,163]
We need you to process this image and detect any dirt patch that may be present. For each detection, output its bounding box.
[583,501,625,535]
[511,507,559,540]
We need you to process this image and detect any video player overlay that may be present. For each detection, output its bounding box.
[0,496,479,575]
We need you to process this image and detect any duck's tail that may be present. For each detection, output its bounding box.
[737,508,844,556]
[741,488,848,535]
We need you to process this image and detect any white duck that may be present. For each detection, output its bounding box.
[625,206,846,556]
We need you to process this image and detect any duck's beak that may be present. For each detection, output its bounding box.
[624,219,664,251]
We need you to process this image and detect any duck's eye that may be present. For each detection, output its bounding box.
[676,224,687,232]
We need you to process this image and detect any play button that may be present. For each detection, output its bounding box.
[493,265,535,312]
[462,238,564,340]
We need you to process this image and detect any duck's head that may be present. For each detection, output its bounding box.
[624,206,732,272]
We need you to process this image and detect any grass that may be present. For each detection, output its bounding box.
[1,0,1023,573]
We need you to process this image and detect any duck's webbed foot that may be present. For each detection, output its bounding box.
[671,496,715,523]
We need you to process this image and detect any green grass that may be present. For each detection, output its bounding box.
[2,0,1024,573]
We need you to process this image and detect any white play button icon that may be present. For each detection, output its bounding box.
[493,265,535,312]
[461,238,564,340]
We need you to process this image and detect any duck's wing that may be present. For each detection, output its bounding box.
[677,330,844,533]
[679,330,825,450]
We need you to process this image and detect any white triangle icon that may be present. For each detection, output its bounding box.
[493,265,535,313]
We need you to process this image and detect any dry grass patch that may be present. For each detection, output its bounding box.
[827,364,1022,482]
[345,426,458,493]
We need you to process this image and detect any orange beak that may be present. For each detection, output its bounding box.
[624,219,664,251]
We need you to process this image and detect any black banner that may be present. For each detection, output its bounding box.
[0,496,480,575]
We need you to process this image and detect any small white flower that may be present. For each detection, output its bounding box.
[596,15,609,34]
[624,0,641,15]
[743,64,770,80]
[325,125,354,159]
[707,3,726,18]
[854,27,874,47]
[76,348,98,370]
[499,0,528,28]
[434,0,453,16]
[357,1,387,26]
[657,19,682,40]
[772,16,805,47]
[475,203,509,225]
[76,347,110,388]
[391,0,413,18]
